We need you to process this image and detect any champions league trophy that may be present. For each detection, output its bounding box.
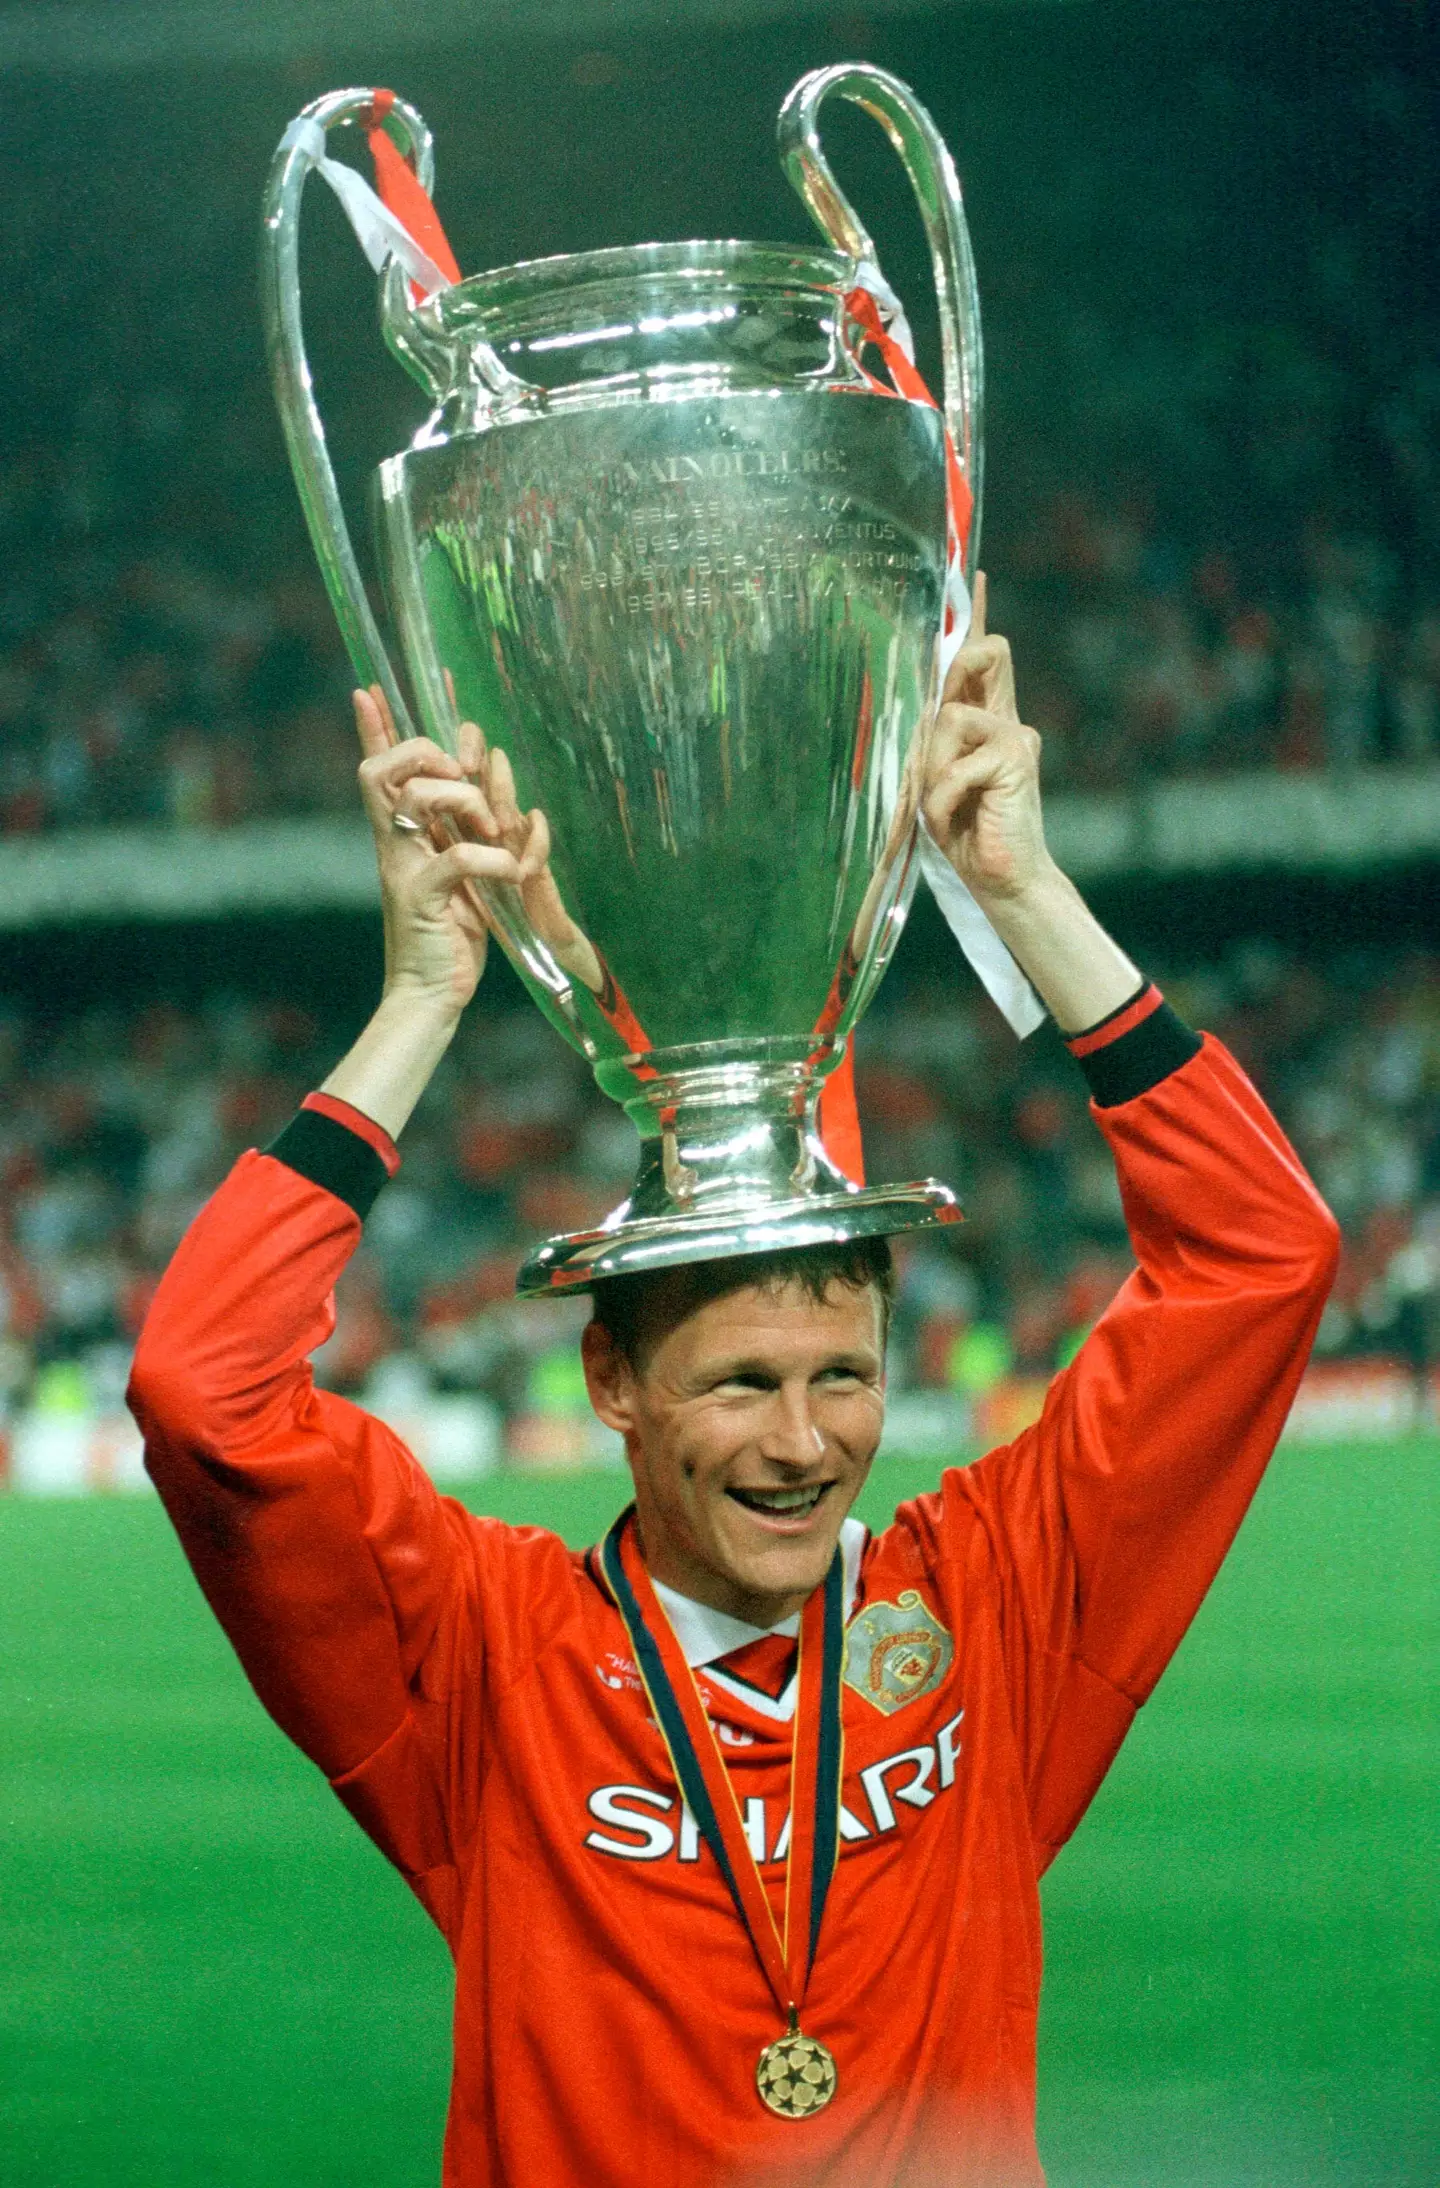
[262,66,987,1294]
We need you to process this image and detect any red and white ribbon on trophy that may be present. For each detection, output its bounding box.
[279,93,460,299]
[284,107,1040,1192]
[843,264,1045,1046]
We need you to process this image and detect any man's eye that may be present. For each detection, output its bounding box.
[718,1372,773,1393]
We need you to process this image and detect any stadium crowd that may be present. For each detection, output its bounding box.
[3,477,1438,841]
[4,238,1438,838]
[2,24,1435,836]
[3,944,1437,1458]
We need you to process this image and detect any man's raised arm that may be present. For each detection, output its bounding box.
[128,694,551,1855]
[921,573,1144,1041]
[913,586,1341,1864]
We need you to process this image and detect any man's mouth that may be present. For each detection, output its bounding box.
[726,1483,832,1520]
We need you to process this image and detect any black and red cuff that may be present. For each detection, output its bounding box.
[1064,982,1201,1106]
[266,1092,400,1220]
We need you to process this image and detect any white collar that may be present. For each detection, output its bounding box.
[650,1516,867,1724]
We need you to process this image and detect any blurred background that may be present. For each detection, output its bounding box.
[3,0,1439,1481]
[0,1,1435,2184]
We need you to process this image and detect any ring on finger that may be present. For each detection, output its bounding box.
[392,810,424,835]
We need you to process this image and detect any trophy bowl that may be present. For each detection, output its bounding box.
[262,69,983,1293]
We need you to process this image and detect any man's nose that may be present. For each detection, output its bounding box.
[758,1384,825,1466]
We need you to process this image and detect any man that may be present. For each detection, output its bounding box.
[129,599,1338,2187]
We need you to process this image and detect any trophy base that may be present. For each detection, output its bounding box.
[516,1180,960,1296]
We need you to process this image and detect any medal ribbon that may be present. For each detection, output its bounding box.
[599,1511,845,2019]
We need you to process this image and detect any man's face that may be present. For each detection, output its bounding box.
[582,1278,887,1626]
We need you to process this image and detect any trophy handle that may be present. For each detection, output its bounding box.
[261,91,594,1059]
[777,65,983,577]
[261,87,439,731]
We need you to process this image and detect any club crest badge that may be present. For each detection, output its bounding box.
[844,1590,954,1715]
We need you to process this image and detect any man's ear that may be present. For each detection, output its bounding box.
[581,1318,638,1435]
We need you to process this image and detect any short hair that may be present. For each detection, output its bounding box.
[589,1236,895,1370]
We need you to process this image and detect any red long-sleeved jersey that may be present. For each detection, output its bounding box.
[128,998,1338,2188]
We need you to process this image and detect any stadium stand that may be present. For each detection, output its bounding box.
[2,8,1437,835]
[3,943,1437,1484]
[2,483,1436,837]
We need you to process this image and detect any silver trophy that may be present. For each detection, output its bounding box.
[262,66,983,1294]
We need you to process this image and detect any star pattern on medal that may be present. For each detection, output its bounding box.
[755,2031,838,2118]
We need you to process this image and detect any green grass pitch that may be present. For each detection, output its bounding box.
[1,1440,1435,2187]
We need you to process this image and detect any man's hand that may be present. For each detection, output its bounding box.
[919,577,1143,1034]
[479,740,604,994]
[354,686,547,1018]
[318,689,551,1142]
[921,574,1054,906]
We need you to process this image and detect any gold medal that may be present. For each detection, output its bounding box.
[756,2025,838,2118]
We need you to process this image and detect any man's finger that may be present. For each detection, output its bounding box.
[360,737,467,799]
[982,631,1017,720]
[457,718,486,776]
[941,633,1017,719]
[932,707,1037,767]
[410,839,524,907]
[487,748,524,836]
[353,688,393,762]
[931,700,1011,764]
[371,683,400,745]
[442,676,490,771]
[394,775,501,841]
[516,807,552,884]
[971,569,987,643]
[923,742,1009,842]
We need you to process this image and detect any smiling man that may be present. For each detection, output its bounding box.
[583,1248,890,1624]
[129,610,1338,2188]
